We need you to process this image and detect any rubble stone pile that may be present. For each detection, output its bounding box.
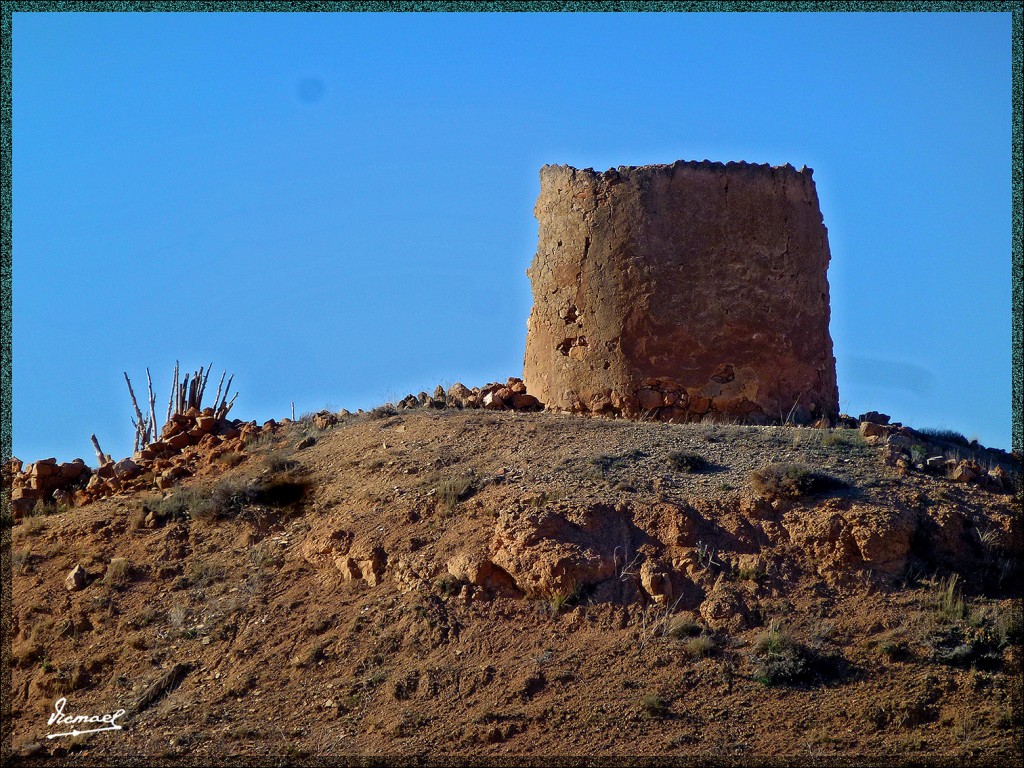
[855,412,1013,490]
[8,407,281,518]
[393,378,543,412]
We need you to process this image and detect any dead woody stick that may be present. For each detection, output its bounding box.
[146,368,157,444]
[217,392,239,420]
[166,361,179,426]
[90,434,108,467]
[123,372,148,453]
[211,370,226,418]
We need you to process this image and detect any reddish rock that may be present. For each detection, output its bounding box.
[859,421,888,440]
[700,576,750,631]
[447,552,521,597]
[489,504,630,599]
[523,161,839,424]
[510,393,541,410]
[113,458,141,480]
[483,391,507,410]
[29,462,56,478]
[688,395,711,415]
[59,461,87,481]
[636,388,663,411]
[951,461,981,484]
[313,413,337,430]
[858,411,890,425]
[196,415,217,432]
[447,383,472,407]
[167,432,190,450]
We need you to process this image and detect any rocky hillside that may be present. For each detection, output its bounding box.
[6,397,1022,765]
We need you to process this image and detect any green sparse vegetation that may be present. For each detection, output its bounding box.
[187,560,225,589]
[750,620,809,685]
[641,693,669,718]
[265,451,299,473]
[435,575,464,597]
[821,429,867,449]
[931,574,965,625]
[589,450,648,479]
[188,473,309,523]
[369,403,398,420]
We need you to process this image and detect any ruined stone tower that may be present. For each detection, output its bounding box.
[523,160,839,424]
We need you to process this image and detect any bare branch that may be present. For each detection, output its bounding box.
[90,434,107,467]
[180,373,190,415]
[219,374,234,412]
[124,372,148,454]
[167,361,178,423]
[146,368,157,445]
[211,370,226,417]
[218,392,239,419]
[197,363,213,409]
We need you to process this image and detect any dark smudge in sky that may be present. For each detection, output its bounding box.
[297,76,325,104]
[843,355,937,397]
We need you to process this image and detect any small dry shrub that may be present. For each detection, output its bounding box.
[195,474,309,522]
[104,558,132,587]
[369,404,398,419]
[682,636,717,658]
[668,452,709,473]
[821,430,867,449]
[187,560,224,588]
[152,487,208,523]
[750,463,847,500]
[265,451,299,473]
[218,452,245,468]
[750,620,809,685]
[667,617,703,639]
[436,476,474,511]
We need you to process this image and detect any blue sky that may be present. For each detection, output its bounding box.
[11,10,1014,461]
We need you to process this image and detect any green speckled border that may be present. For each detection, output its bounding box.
[1012,3,1022,459]
[0,3,1020,767]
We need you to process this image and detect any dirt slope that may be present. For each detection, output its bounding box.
[6,408,1022,765]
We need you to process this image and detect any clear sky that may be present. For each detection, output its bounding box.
[11,10,1014,462]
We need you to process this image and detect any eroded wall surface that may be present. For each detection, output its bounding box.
[523,160,839,424]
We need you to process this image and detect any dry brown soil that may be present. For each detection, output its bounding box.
[6,409,1022,766]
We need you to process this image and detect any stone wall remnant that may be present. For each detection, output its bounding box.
[523,160,840,424]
